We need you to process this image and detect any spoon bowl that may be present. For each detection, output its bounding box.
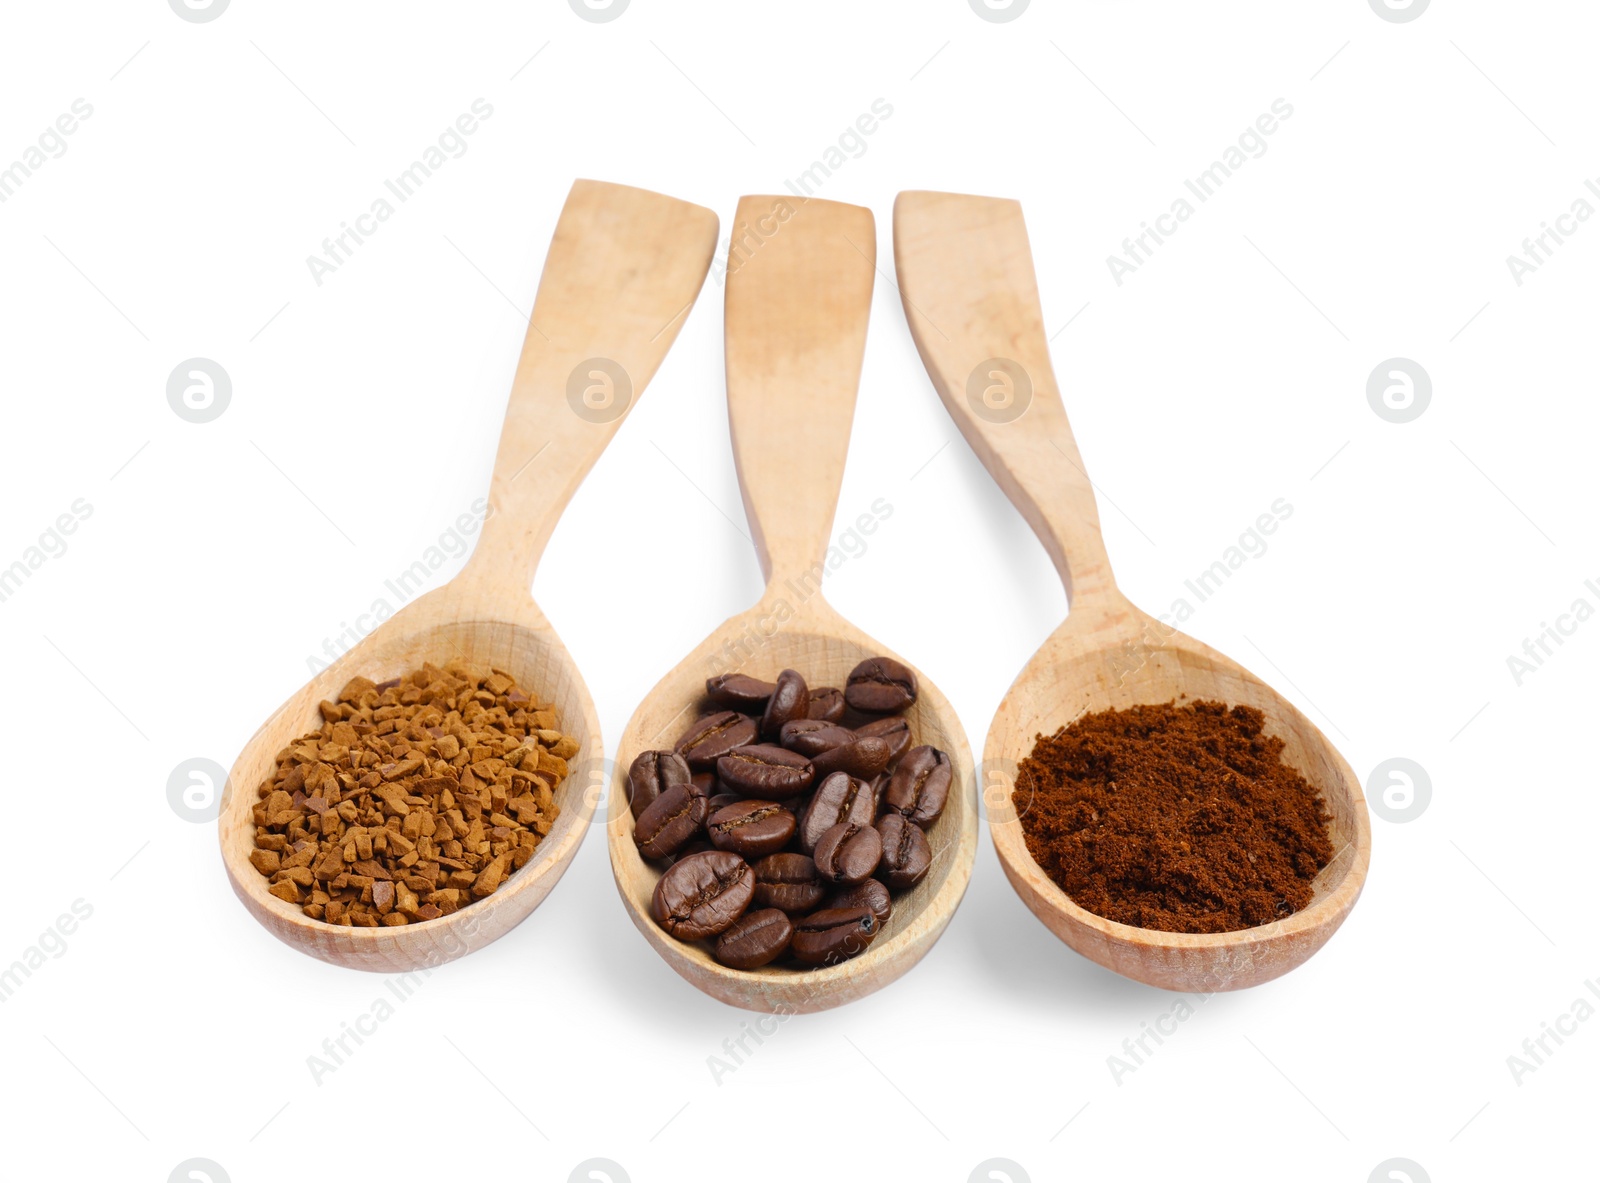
[220,600,601,971]
[984,597,1367,991]
[610,605,976,1012]
[895,190,1370,992]
[220,180,718,971]
[607,196,976,1012]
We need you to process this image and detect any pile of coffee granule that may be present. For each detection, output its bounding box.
[1014,700,1334,933]
[249,663,579,926]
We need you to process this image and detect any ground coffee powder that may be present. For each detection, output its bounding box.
[1014,699,1333,934]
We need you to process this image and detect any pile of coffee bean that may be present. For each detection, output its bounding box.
[628,657,952,971]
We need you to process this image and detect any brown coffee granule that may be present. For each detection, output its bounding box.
[250,662,579,927]
[1014,700,1333,934]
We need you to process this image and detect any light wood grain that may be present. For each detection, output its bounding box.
[219,180,718,971]
[894,190,1370,992]
[607,196,978,1012]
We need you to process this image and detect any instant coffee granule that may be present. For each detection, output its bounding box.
[1014,700,1333,934]
[249,663,579,926]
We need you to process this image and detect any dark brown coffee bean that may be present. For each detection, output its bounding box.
[854,716,912,766]
[812,734,891,780]
[798,772,877,853]
[829,879,892,925]
[676,711,759,769]
[791,905,879,965]
[626,750,692,820]
[713,908,793,969]
[633,781,710,860]
[707,800,796,859]
[844,656,917,714]
[778,719,856,758]
[814,822,883,885]
[883,745,952,827]
[707,792,741,814]
[651,850,754,940]
[717,744,814,799]
[692,771,717,796]
[876,812,933,890]
[759,669,809,740]
[753,853,826,914]
[807,687,846,722]
[705,673,777,711]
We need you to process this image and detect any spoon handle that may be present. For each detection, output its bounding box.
[465,179,718,595]
[724,196,876,591]
[893,191,1120,614]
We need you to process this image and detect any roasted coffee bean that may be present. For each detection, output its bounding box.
[813,822,883,886]
[854,716,912,766]
[876,812,933,890]
[633,782,710,860]
[798,772,878,853]
[759,669,809,739]
[676,710,760,769]
[883,745,952,827]
[779,719,856,758]
[714,908,793,969]
[844,656,917,714]
[707,800,796,859]
[717,744,814,799]
[828,878,892,925]
[812,734,891,780]
[705,673,777,711]
[753,852,826,914]
[644,658,949,970]
[807,687,846,722]
[651,850,754,940]
[626,750,692,820]
[791,905,879,965]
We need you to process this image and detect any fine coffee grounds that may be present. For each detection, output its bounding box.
[1014,700,1333,934]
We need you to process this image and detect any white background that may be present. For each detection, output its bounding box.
[1,2,1595,1180]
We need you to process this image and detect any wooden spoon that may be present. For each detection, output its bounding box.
[607,195,978,1012]
[220,180,718,971]
[893,190,1370,992]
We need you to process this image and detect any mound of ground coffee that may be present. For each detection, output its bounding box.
[1014,700,1333,934]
